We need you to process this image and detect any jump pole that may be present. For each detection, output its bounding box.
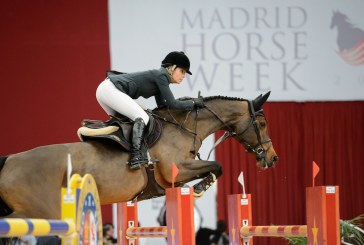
[0,173,103,245]
[228,186,340,245]
[118,186,195,245]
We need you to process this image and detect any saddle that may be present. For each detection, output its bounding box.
[77,114,162,152]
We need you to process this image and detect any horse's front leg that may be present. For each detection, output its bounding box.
[177,159,223,197]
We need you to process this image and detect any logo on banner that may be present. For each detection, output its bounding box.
[330,11,364,66]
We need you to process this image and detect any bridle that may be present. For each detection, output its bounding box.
[205,100,272,164]
[148,99,272,165]
[240,101,272,161]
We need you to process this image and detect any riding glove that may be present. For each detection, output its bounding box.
[193,97,205,108]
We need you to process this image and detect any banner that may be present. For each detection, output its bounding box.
[109,0,364,102]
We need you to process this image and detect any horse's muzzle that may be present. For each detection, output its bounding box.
[257,153,278,169]
[272,155,279,164]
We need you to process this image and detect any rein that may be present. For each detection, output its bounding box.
[148,108,203,158]
[148,109,197,137]
[149,99,271,163]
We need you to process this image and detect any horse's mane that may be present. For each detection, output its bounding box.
[152,96,248,113]
[203,95,248,102]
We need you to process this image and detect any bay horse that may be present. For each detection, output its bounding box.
[0,91,278,219]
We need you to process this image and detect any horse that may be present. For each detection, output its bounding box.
[330,10,364,52]
[0,91,278,219]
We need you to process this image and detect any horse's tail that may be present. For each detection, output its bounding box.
[0,156,13,217]
[0,156,7,172]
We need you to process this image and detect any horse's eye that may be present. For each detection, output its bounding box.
[260,121,266,128]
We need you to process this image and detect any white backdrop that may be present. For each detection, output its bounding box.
[108,1,364,243]
[109,0,364,103]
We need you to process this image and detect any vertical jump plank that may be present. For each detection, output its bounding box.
[166,187,195,245]
[306,186,340,245]
[118,201,139,245]
[228,194,253,245]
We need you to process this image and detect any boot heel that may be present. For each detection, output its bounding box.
[130,163,141,170]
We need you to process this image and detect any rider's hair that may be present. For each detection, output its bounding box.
[165,65,177,77]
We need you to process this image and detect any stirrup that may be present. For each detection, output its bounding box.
[128,157,148,170]
[130,162,142,170]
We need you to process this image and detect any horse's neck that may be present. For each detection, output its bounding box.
[196,111,225,141]
[336,21,353,33]
[335,21,364,50]
[194,100,248,141]
[155,100,247,142]
[156,109,220,140]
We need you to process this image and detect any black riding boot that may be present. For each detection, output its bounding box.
[129,117,148,170]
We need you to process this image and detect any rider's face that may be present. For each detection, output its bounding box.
[171,67,186,84]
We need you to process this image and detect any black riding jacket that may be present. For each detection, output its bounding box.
[107,67,194,110]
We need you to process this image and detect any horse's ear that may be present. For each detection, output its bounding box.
[253,91,271,111]
[254,94,263,100]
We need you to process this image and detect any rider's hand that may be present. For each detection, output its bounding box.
[178,96,192,101]
[193,97,205,108]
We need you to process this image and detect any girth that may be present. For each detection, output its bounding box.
[130,164,166,202]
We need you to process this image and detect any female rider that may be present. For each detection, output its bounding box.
[96,51,204,170]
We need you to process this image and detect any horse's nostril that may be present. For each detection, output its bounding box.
[272,155,279,163]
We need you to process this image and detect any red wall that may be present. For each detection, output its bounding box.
[215,101,364,245]
[0,1,113,222]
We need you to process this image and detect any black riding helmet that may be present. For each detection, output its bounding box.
[161,51,192,75]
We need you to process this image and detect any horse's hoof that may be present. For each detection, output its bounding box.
[193,182,206,198]
[193,173,216,198]
[193,189,204,198]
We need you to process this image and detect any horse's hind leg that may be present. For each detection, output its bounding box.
[176,159,222,197]
[0,153,66,219]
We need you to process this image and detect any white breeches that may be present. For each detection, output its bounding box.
[96,78,149,124]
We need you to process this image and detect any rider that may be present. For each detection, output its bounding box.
[96,51,204,170]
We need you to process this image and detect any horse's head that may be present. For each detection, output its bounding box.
[153,92,278,169]
[223,91,278,169]
[330,10,347,29]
